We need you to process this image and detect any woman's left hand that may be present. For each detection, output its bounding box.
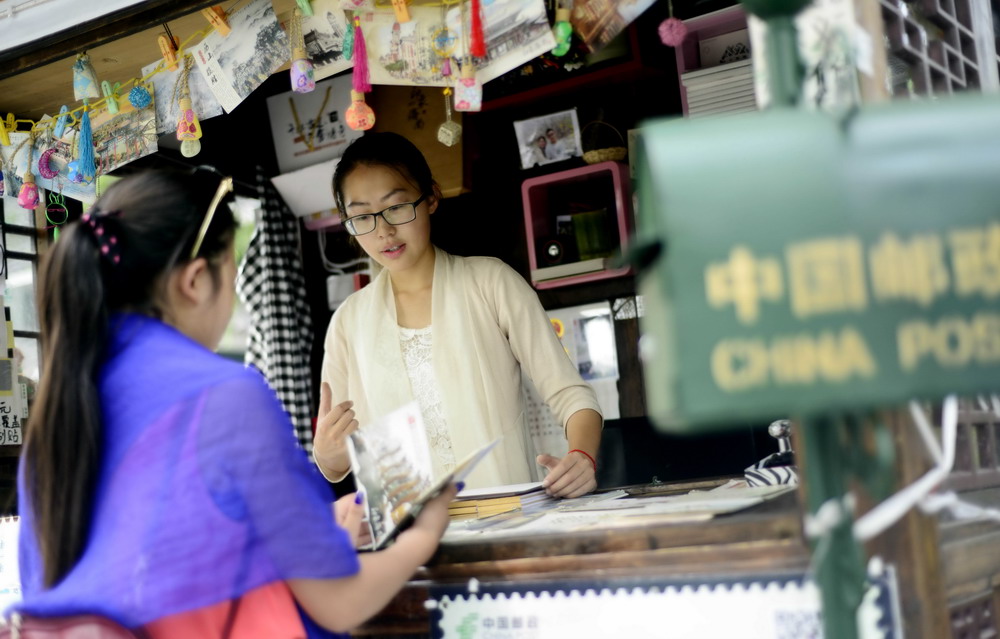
[537,452,596,498]
[333,492,371,548]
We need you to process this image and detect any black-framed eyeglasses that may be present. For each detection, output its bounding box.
[343,194,427,236]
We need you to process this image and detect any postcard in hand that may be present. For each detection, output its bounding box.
[347,402,500,550]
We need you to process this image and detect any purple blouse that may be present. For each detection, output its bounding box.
[16,314,359,637]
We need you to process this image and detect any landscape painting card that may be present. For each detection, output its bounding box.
[194,0,290,113]
[298,0,354,82]
[142,55,224,135]
[362,0,555,87]
[88,92,159,174]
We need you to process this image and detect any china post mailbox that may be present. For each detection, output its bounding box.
[634,97,1000,432]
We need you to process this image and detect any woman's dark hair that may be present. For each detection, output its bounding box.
[26,168,237,587]
[332,132,436,218]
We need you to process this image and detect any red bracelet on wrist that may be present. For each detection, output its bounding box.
[569,449,597,472]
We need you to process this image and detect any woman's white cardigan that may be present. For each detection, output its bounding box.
[321,247,602,488]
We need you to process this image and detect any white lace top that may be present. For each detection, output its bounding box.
[399,325,456,477]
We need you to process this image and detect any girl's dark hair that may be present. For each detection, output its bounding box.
[26,168,237,587]
[332,132,436,218]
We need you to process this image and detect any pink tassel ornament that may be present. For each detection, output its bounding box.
[351,16,371,93]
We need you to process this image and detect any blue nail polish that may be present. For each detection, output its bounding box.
[456,481,465,492]
[354,491,365,505]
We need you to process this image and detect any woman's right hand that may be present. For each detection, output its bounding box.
[314,382,359,478]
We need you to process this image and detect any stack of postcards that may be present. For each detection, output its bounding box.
[681,59,757,119]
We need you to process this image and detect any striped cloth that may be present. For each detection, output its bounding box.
[237,166,315,453]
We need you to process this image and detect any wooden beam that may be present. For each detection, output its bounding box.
[0,0,222,81]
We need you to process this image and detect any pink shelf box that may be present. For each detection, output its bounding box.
[521,161,634,290]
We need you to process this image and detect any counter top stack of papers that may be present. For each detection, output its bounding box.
[682,59,757,119]
[448,482,554,520]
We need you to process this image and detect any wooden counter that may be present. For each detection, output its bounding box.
[355,481,811,637]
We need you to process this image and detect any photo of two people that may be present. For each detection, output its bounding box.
[514,108,583,169]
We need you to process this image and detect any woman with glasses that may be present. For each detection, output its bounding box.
[15,169,456,638]
[314,132,603,498]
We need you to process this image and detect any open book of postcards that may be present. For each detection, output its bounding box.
[347,401,500,550]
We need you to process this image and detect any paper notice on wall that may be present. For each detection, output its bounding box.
[193,0,290,113]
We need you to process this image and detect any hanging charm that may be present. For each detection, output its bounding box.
[658,0,687,47]
[453,60,481,112]
[18,172,39,210]
[38,148,59,179]
[551,6,573,57]
[437,88,461,147]
[346,90,375,131]
[73,53,101,101]
[128,83,153,109]
[289,9,316,93]
[68,101,97,184]
[346,14,375,131]
[45,190,69,241]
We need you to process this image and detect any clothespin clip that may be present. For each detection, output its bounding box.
[390,0,410,23]
[0,113,12,146]
[101,81,122,114]
[158,33,181,71]
[53,105,70,138]
[201,6,231,37]
[295,0,314,17]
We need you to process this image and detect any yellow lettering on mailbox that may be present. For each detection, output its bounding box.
[712,326,877,391]
[898,313,1000,371]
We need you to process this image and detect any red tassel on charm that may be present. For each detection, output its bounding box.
[352,15,371,93]
[469,0,486,58]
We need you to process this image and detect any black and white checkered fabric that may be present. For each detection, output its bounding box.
[236,166,315,452]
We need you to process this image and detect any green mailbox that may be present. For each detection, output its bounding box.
[631,3,1000,636]
[636,96,1000,432]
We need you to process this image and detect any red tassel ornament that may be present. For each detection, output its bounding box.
[351,16,371,93]
[469,0,486,58]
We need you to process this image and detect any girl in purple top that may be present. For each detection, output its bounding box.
[16,169,455,638]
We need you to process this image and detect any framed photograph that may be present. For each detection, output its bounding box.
[513,108,583,170]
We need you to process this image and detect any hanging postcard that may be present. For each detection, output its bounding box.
[142,57,223,135]
[571,0,656,52]
[298,0,354,82]
[90,92,159,174]
[360,0,555,87]
[266,74,363,174]
[193,0,290,113]
[3,130,96,205]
